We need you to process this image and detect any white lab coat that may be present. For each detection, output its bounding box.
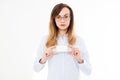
[33,34,92,80]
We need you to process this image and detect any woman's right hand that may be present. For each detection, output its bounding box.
[39,45,56,64]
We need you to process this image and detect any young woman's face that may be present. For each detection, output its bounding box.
[55,7,70,30]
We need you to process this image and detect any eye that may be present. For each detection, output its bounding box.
[56,16,61,19]
[64,16,69,18]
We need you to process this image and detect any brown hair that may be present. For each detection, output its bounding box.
[46,3,76,48]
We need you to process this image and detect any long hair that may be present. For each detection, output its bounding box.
[46,3,76,48]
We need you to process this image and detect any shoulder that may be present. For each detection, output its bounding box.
[39,35,48,43]
[41,35,48,40]
[75,35,87,51]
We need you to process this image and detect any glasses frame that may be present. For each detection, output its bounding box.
[55,15,70,22]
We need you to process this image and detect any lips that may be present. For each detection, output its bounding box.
[60,24,65,26]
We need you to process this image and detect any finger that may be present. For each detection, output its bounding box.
[74,50,80,53]
[74,48,80,51]
[68,45,74,49]
[73,52,76,56]
[53,50,57,54]
[67,50,72,54]
[74,48,80,53]
[49,45,56,49]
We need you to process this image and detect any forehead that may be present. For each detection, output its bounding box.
[58,7,70,16]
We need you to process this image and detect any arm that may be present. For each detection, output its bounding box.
[77,37,92,75]
[33,36,47,72]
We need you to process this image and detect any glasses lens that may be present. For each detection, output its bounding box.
[56,15,70,21]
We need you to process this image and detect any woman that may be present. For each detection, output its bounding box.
[33,3,92,80]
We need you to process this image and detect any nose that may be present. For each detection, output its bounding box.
[60,18,65,22]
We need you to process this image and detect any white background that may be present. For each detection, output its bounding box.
[0,0,120,80]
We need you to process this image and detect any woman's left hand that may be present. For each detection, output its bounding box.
[68,45,84,64]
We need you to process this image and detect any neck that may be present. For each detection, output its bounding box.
[58,29,67,37]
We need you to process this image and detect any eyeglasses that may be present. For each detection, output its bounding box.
[55,15,70,22]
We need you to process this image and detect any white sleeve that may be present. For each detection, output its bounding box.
[77,37,92,75]
[33,36,47,72]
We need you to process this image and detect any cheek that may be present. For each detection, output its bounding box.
[55,21,59,27]
[66,20,70,26]
[55,20,70,28]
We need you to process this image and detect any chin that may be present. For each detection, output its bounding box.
[59,27,67,30]
[59,26,68,29]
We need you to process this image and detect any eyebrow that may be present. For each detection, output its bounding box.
[58,13,70,16]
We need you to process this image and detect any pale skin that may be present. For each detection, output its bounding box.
[40,7,84,64]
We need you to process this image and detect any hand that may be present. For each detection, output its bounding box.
[40,45,56,64]
[68,45,84,64]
